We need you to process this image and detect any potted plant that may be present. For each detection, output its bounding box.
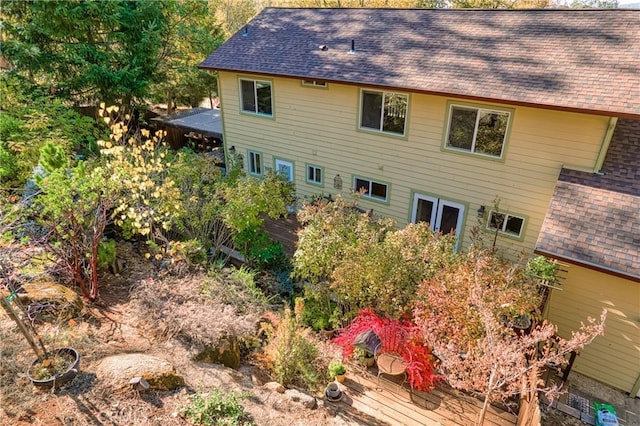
[1,286,80,389]
[354,347,375,368]
[328,360,346,383]
[501,310,533,336]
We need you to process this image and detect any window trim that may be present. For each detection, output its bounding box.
[442,101,514,161]
[305,163,324,187]
[485,210,527,241]
[247,149,263,176]
[238,77,274,117]
[301,79,328,89]
[353,175,390,204]
[358,88,409,138]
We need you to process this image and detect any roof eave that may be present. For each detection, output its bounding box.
[199,65,640,119]
[534,248,640,283]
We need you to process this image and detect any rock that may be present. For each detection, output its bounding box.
[95,353,185,390]
[285,389,318,410]
[264,381,285,393]
[19,281,83,321]
[193,335,241,369]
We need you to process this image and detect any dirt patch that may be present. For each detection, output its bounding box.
[1,244,340,426]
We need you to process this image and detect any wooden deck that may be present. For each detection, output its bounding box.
[324,364,517,426]
[263,214,300,257]
[263,217,518,425]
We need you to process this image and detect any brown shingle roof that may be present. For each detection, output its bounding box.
[536,119,640,280]
[200,8,640,117]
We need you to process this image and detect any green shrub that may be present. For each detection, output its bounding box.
[299,285,338,331]
[183,390,254,426]
[264,303,320,388]
[233,227,285,270]
[97,239,117,269]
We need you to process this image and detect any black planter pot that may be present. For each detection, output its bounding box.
[502,315,532,336]
[27,347,80,389]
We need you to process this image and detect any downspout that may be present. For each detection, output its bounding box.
[593,117,618,173]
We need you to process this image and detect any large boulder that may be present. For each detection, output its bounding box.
[95,353,185,391]
[18,281,83,321]
[193,335,241,370]
[284,389,318,410]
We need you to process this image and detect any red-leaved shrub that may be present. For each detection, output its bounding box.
[333,309,441,391]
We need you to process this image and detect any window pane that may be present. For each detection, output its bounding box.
[315,168,322,183]
[361,91,383,130]
[447,107,476,151]
[241,80,256,113]
[256,82,272,115]
[415,199,434,225]
[255,153,262,174]
[440,205,460,235]
[505,215,524,236]
[475,111,508,157]
[370,182,387,200]
[249,152,255,173]
[382,93,407,135]
[489,212,505,230]
[307,166,314,181]
[355,178,370,194]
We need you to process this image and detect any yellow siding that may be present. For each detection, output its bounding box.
[218,72,609,257]
[546,265,640,392]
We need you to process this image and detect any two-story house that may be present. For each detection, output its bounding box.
[200,8,640,394]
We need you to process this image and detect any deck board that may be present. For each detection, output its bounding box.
[263,214,300,257]
[325,365,517,426]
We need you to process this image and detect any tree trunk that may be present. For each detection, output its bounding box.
[0,296,46,358]
[167,89,174,114]
[478,365,498,425]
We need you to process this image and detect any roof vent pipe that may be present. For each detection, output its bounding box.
[242,26,248,37]
[349,39,355,54]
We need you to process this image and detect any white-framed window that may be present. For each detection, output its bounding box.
[354,176,389,202]
[411,193,466,251]
[248,150,263,175]
[302,79,327,88]
[360,89,408,136]
[240,78,273,116]
[445,103,511,158]
[306,164,323,186]
[487,211,526,238]
[274,158,294,182]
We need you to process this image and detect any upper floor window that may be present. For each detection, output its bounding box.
[487,211,526,239]
[360,89,408,136]
[445,104,511,158]
[240,79,273,116]
[354,176,389,202]
[302,79,327,88]
[248,150,263,175]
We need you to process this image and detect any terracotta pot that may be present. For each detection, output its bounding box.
[335,374,346,383]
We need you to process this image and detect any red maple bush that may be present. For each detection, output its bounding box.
[333,309,441,391]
